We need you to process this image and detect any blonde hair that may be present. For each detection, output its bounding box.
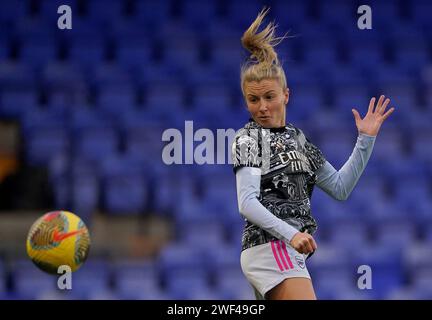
[240,7,288,95]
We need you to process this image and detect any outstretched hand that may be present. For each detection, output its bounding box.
[352,95,395,137]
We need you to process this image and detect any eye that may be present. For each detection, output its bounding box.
[265,95,274,100]
[248,97,258,103]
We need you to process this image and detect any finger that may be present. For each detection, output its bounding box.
[310,237,318,251]
[382,107,395,121]
[302,240,313,254]
[375,95,385,113]
[294,243,305,254]
[352,108,361,123]
[378,98,391,114]
[368,97,376,114]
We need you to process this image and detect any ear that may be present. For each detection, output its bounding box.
[284,88,290,105]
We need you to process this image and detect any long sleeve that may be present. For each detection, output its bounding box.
[235,167,300,243]
[315,133,376,201]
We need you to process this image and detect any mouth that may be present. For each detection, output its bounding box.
[258,116,270,121]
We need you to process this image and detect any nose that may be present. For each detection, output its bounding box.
[258,98,269,112]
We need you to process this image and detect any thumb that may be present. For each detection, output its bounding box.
[352,108,361,123]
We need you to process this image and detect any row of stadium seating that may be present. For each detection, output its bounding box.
[2,240,432,300]
[2,0,432,29]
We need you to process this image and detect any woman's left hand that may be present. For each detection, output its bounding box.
[351,95,395,136]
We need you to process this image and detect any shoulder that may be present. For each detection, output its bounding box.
[231,121,263,169]
[286,123,307,143]
[233,121,262,145]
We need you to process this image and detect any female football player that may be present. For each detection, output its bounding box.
[232,8,395,300]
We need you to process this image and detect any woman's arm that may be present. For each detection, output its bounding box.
[316,95,395,200]
[236,167,300,243]
[315,133,376,201]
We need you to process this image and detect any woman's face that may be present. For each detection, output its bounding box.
[244,78,289,128]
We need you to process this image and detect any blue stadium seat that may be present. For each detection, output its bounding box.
[113,259,159,298]
[72,272,111,299]
[164,269,210,300]
[0,61,35,89]
[96,84,137,116]
[318,0,354,27]
[289,84,324,114]
[410,270,432,299]
[394,40,429,72]
[209,37,245,73]
[308,244,353,274]
[403,243,432,277]
[133,0,172,25]
[70,108,114,133]
[333,288,378,300]
[313,269,357,300]
[375,220,419,249]
[332,85,370,111]
[348,43,386,71]
[0,34,10,60]
[387,287,419,300]
[380,83,418,111]
[19,37,58,68]
[326,220,370,248]
[0,0,27,24]
[318,135,357,169]
[303,40,341,68]
[393,177,431,207]
[162,37,202,70]
[124,123,167,163]
[181,0,219,28]
[60,17,103,42]
[48,153,70,208]
[90,63,133,88]
[372,127,406,161]
[188,287,223,300]
[272,0,310,29]
[68,37,106,69]
[41,62,87,107]
[85,0,125,24]
[371,1,402,30]
[0,87,38,119]
[14,16,55,41]
[75,127,119,161]
[214,267,253,300]
[12,261,57,299]
[351,245,404,299]
[71,173,100,219]
[224,0,264,29]
[185,63,229,88]
[145,83,186,115]
[280,62,320,87]
[191,84,232,111]
[21,106,66,134]
[103,173,148,215]
[411,129,432,161]
[177,219,227,248]
[205,244,241,277]
[327,66,367,88]
[411,1,432,28]
[26,126,69,166]
[375,66,414,88]
[115,37,153,70]
[158,244,204,275]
